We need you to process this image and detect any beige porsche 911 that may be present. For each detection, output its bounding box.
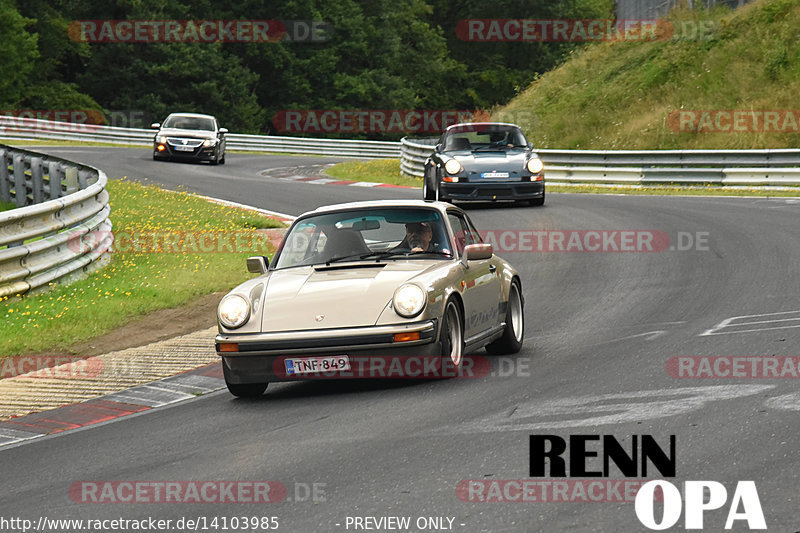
[215,200,524,397]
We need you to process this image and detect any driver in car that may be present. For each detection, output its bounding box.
[404,222,451,256]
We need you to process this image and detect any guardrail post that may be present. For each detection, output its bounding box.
[65,167,79,194]
[78,169,90,189]
[30,157,44,204]
[0,149,10,202]
[47,161,63,200]
[13,154,27,207]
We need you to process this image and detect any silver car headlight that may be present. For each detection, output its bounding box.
[218,294,250,329]
[203,138,217,148]
[527,157,544,174]
[393,284,427,318]
[444,159,462,175]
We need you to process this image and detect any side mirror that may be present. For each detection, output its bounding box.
[246,256,269,274]
[461,243,493,266]
[435,143,442,153]
[150,123,161,129]
[527,142,533,149]
[219,128,228,135]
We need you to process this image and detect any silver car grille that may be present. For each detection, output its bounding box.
[166,138,204,148]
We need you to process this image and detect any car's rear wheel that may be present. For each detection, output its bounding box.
[440,299,464,374]
[486,281,524,355]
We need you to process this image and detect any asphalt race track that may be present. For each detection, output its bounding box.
[2,146,799,532]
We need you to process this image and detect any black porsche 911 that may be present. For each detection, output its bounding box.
[151,113,228,165]
[423,122,545,206]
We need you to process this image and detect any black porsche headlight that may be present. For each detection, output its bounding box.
[444,159,462,175]
[527,157,544,174]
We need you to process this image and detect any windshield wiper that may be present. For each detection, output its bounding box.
[472,143,507,152]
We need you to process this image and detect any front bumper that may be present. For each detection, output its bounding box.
[153,143,218,161]
[217,320,441,383]
[441,180,544,201]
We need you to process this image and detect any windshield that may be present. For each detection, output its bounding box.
[162,116,215,131]
[273,208,453,269]
[443,124,528,151]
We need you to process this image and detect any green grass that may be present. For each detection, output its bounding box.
[495,0,800,150]
[326,158,420,187]
[0,179,283,357]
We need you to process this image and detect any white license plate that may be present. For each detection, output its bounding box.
[174,145,194,152]
[285,355,350,375]
[481,172,509,178]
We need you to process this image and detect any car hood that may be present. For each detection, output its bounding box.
[157,128,216,139]
[259,262,438,331]
[447,149,529,173]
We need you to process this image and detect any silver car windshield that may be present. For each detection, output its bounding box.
[163,116,215,131]
[273,208,454,269]
[444,125,527,151]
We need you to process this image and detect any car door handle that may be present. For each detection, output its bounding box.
[489,264,497,273]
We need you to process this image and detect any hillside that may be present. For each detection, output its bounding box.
[494,0,800,149]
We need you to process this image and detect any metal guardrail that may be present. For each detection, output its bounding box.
[0,117,401,158]
[0,144,113,298]
[400,137,800,186]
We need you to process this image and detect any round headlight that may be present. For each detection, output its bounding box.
[218,294,250,329]
[393,284,427,318]
[444,159,462,175]
[158,136,167,144]
[203,139,216,148]
[527,157,544,174]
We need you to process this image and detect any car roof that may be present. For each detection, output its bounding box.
[444,122,521,132]
[165,113,217,120]
[306,200,458,217]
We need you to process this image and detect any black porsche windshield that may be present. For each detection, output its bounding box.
[273,208,454,269]
[162,116,215,131]
[443,124,528,151]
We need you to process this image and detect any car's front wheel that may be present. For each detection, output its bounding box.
[440,299,465,375]
[223,364,268,397]
[485,281,524,355]
[423,173,437,201]
[226,381,268,397]
[529,191,545,207]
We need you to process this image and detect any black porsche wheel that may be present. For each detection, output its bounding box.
[440,299,465,375]
[485,281,524,355]
[423,176,436,201]
[529,191,545,207]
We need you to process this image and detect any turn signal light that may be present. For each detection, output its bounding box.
[217,343,239,352]
[393,332,420,342]
[442,176,459,183]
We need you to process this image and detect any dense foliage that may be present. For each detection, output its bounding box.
[1,0,612,137]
